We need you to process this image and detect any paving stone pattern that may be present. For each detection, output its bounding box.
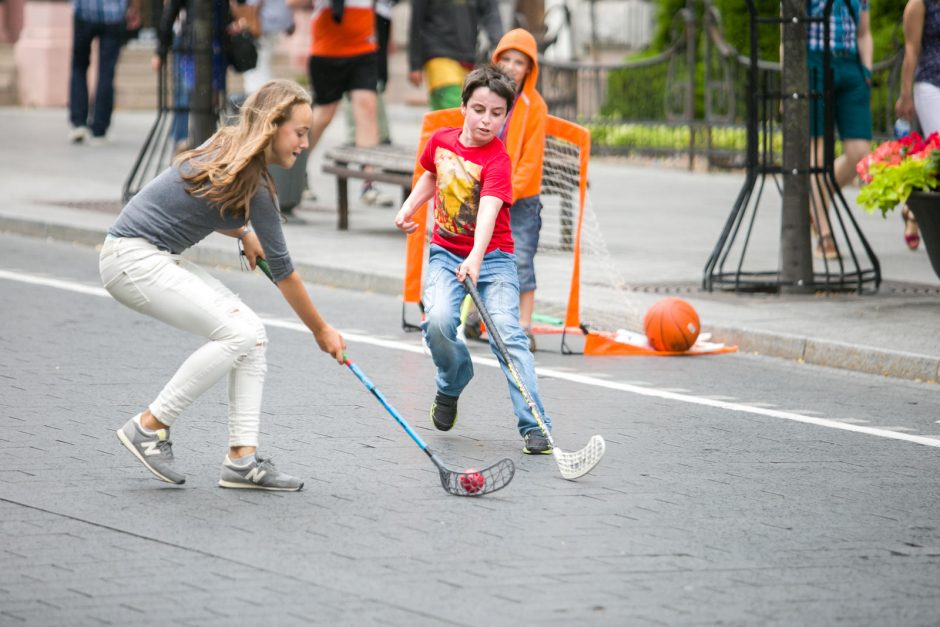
[1,245,940,626]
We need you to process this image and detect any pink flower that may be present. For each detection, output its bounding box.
[857,131,940,215]
[857,140,903,182]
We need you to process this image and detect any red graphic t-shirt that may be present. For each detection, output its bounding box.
[419,127,514,257]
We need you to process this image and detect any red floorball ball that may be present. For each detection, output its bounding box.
[643,297,701,352]
[459,469,485,494]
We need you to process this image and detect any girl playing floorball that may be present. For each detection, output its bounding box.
[100,79,346,491]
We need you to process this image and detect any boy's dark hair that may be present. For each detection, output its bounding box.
[461,64,516,112]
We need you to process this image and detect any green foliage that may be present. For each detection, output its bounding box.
[648,0,904,62]
[587,123,783,153]
[714,0,780,62]
[601,1,906,137]
[870,0,906,59]
[587,122,852,160]
[857,152,940,216]
[650,0,689,51]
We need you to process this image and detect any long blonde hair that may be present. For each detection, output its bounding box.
[176,79,312,220]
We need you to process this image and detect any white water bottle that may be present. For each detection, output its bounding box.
[894,118,912,138]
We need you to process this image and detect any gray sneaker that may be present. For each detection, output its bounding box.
[116,415,186,484]
[218,455,304,491]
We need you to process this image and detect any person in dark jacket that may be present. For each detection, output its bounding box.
[407,0,503,110]
[152,0,242,151]
[69,0,142,144]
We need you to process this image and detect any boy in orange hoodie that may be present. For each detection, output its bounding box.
[464,29,547,351]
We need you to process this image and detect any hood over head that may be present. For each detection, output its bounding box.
[492,28,539,95]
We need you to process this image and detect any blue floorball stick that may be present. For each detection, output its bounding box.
[344,355,515,496]
[251,257,514,496]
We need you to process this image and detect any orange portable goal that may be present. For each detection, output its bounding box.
[401,110,675,355]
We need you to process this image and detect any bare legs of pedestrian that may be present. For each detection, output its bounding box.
[810,138,870,258]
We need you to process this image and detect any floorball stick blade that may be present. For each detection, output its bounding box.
[553,435,605,480]
[436,457,515,496]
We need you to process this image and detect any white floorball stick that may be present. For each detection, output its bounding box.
[462,276,605,480]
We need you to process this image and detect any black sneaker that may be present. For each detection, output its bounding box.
[523,430,553,455]
[430,392,459,431]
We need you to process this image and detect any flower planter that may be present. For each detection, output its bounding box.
[906,190,940,280]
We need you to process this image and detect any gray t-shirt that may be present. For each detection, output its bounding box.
[110,164,294,281]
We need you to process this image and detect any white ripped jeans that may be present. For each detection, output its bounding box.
[99,237,267,447]
[914,82,940,137]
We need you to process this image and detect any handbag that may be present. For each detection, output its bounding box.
[228,30,258,73]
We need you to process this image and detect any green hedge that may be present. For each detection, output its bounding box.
[599,1,904,127]
[651,0,904,63]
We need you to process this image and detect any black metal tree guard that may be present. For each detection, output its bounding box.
[703,0,881,293]
[122,63,178,202]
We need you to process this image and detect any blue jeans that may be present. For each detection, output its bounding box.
[172,47,193,144]
[509,195,542,292]
[69,17,125,137]
[423,245,551,436]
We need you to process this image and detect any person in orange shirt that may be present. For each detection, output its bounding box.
[289,0,380,153]
[463,29,547,352]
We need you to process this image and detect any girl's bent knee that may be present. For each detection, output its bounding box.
[215,310,267,354]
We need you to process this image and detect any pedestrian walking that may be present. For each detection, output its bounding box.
[290,0,381,152]
[806,0,873,258]
[152,0,244,153]
[242,0,296,94]
[69,0,142,144]
[344,0,397,206]
[895,0,940,249]
[407,0,503,110]
[394,65,554,455]
[99,79,346,491]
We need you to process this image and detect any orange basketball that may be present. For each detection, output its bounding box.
[643,297,701,352]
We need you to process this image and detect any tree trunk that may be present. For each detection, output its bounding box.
[191,0,215,146]
[780,0,813,293]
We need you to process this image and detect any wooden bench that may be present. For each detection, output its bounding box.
[321,144,416,230]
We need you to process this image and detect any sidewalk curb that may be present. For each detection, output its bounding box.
[709,325,940,383]
[0,215,404,296]
[3,215,937,384]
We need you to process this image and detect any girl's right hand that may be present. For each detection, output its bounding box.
[240,230,264,268]
[315,325,346,363]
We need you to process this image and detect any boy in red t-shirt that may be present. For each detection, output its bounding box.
[395,65,553,454]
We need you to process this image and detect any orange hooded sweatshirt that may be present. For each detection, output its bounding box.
[492,29,547,203]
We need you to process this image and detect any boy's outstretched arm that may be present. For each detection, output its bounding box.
[456,195,502,284]
[395,171,436,233]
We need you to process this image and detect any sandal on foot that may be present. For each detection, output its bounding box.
[814,235,839,260]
